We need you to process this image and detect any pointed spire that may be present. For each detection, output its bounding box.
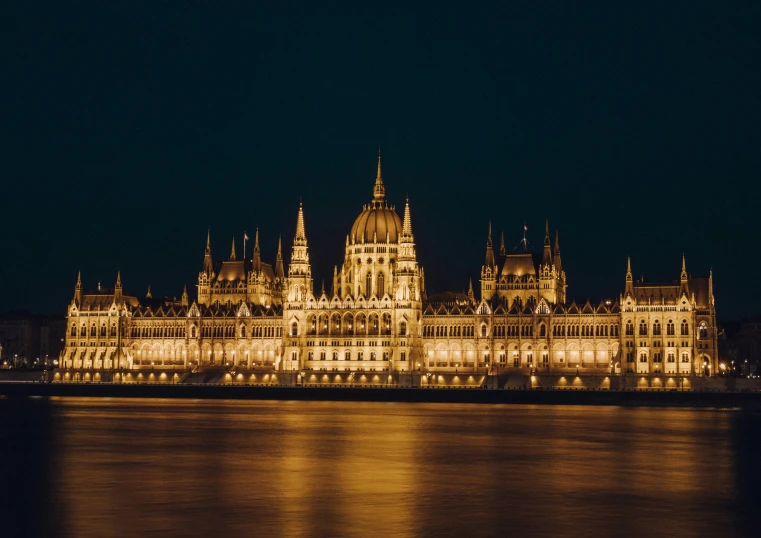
[680,253,689,296]
[373,147,385,202]
[321,279,325,296]
[230,236,236,261]
[499,230,506,256]
[468,278,475,302]
[553,229,562,273]
[74,271,82,305]
[402,196,413,237]
[181,284,188,307]
[626,256,632,281]
[542,219,552,265]
[484,220,496,268]
[203,227,213,274]
[146,284,152,299]
[252,227,262,272]
[275,235,284,279]
[114,271,123,301]
[295,199,306,243]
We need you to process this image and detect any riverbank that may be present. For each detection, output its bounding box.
[2,381,761,408]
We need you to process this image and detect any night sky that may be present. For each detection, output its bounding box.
[2,2,759,320]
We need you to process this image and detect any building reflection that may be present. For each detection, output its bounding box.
[24,399,750,538]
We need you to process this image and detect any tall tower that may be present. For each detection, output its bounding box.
[395,196,420,301]
[553,229,567,303]
[480,221,497,302]
[539,220,556,303]
[198,228,214,305]
[286,201,313,302]
[114,271,122,303]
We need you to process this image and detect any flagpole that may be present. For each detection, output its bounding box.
[243,232,247,260]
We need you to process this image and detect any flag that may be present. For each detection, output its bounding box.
[244,232,249,241]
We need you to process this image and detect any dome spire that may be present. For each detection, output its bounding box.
[373,146,385,202]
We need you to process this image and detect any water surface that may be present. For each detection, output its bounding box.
[2,398,759,537]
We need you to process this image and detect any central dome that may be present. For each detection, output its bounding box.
[350,203,403,244]
[349,151,403,244]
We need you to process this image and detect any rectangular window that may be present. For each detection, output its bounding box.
[400,352,406,362]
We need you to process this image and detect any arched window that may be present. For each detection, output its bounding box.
[291,322,298,337]
[345,350,351,361]
[639,352,647,363]
[639,320,647,336]
[681,320,689,336]
[699,323,708,339]
[70,325,77,337]
[539,324,546,337]
[90,325,97,337]
[377,273,385,296]
[240,325,246,338]
[400,321,407,336]
[191,326,197,338]
[366,272,372,296]
[667,320,675,336]
[625,321,633,336]
[481,325,487,337]
[653,320,661,336]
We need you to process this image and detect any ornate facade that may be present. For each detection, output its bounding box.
[59,155,719,385]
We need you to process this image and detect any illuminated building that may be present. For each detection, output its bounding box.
[59,155,718,384]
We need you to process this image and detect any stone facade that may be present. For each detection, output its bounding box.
[59,155,719,384]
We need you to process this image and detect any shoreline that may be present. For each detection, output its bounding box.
[2,382,760,409]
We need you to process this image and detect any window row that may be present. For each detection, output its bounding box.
[626,320,690,336]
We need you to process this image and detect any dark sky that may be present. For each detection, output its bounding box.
[2,2,759,320]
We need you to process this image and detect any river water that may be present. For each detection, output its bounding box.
[1,397,760,538]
